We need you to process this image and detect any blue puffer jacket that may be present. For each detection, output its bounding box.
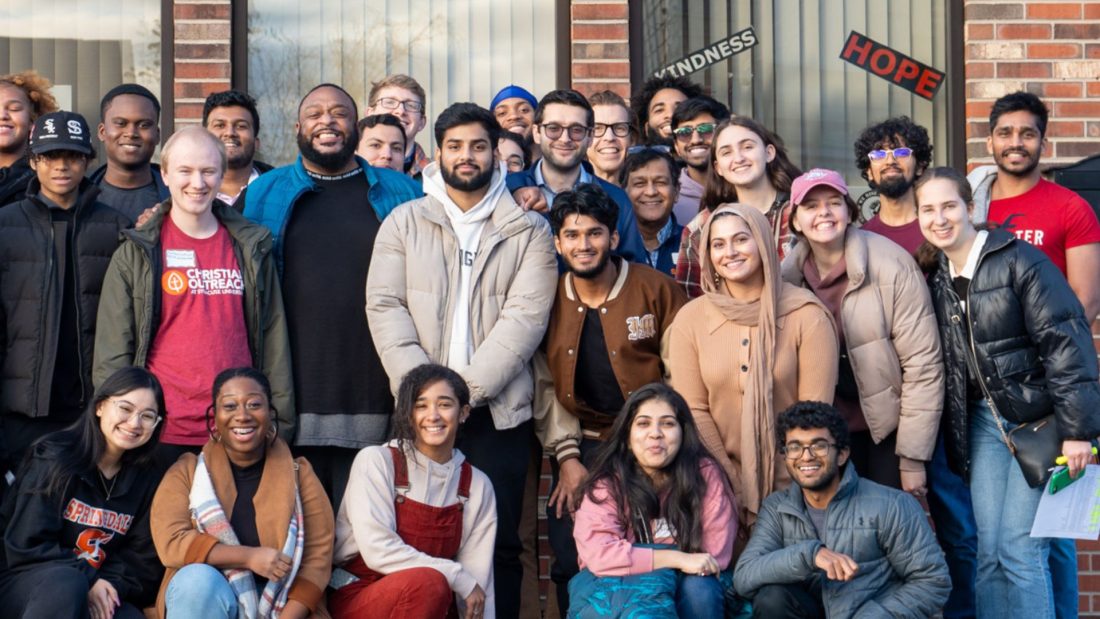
[242,156,423,272]
[734,465,950,618]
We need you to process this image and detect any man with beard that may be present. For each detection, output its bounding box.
[202,89,271,207]
[242,83,421,509]
[853,116,932,255]
[669,95,730,224]
[735,401,949,619]
[367,102,557,618]
[968,91,1100,619]
[536,183,686,617]
[0,71,59,206]
[89,84,170,221]
[506,89,647,264]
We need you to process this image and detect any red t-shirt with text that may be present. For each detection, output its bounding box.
[988,178,1100,276]
[146,217,252,445]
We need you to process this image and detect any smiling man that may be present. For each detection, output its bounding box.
[734,401,949,619]
[355,113,406,173]
[670,95,730,224]
[621,148,683,274]
[853,116,933,255]
[89,84,170,221]
[585,90,634,186]
[365,74,430,179]
[242,83,421,509]
[202,89,271,207]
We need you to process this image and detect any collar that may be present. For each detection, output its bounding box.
[533,160,591,194]
[215,167,262,205]
[951,230,989,279]
[563,257,630,303]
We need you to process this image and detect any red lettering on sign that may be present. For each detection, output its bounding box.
[915,70,943,99]
[839,30,946,101]
[895,59,921,83]
[842,32,873,65]
[870,49,897,76]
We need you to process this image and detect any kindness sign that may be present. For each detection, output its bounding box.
[839,31,945,100]
[654,27,758,78]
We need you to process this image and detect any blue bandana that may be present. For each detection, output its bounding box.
[490,85,538,111]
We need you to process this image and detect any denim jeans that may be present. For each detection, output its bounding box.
[677,574,725,618]
[1049,537,1078,618]
[968,400,1053,619]
[926,431,978,619]
[166,564,239,619]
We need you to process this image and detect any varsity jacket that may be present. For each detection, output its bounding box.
[537,259,686,462]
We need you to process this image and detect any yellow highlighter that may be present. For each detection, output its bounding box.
[1050,448,1098,494]
[1055,447,1099,466]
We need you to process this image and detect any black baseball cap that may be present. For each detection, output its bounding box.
[29,111,95,157]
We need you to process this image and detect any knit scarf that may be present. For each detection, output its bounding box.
[699,203,829,517]
[189,453,305,619]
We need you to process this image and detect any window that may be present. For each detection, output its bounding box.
[248,0,563,165]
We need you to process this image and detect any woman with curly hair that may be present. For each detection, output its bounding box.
[0,70,59,205]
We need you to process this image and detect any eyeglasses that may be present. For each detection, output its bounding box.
[673,123,717,143]
[779,440,836,460]
[539,123,592,141]
[372,97,424,114]
[866,147,913,161]
[109,399,161,428]
[593,122,631,138]
[627,144,671,155]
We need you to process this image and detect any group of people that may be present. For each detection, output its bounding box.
[0,63,1097,619]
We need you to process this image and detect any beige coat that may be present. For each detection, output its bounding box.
[781,228,944,463]
[365,183,557,430]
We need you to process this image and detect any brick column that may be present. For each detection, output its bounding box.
[570,1,631,98]
[172,0,232,129]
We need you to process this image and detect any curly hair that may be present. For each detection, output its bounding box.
[391,364,471,460]
[776,401,851,451]
[0,71,59,119]
[629,76,704,144]
[853,116,933,183]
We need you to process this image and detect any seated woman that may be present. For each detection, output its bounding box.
[151,368,333,619]
[0,367,167,619]
[330,364,496,619]
[572,383,736,619]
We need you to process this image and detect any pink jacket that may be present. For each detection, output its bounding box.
[574,461,736,576]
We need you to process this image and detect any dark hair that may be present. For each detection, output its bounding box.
[533,89,594,128]
[205,367,278,444]
[776,401,851,451]
[31,367,166,497]
[913,166,976,272]
[297,83,359,119]
[989,91,1049,138]
[670,95,731,131]
[391,364,470,459]
[434,102,502,148]
[630,76,704,142]
[788,192,861,241]
[358,113,407,152]
[579,384,729,553]
[701,118,802,212]
[618,148,681,188]
[549,183,619,235]
[203,89,261,136]
[853,116,933,183]
[497,130,529,169]
[100,83,161,120]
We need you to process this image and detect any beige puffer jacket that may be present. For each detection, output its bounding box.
[781,228,944,462]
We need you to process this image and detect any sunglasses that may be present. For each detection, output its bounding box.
[673,123,717,143]
[867,147,913,161]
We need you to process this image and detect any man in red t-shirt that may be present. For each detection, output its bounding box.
[969,91,1100,321]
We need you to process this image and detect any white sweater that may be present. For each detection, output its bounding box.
[334,440,497,617]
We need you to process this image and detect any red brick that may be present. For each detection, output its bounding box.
[1089,82,1100,97]
[967,62,995,79]
[572,3,628,21]
[998,23,1052,39]
[175,22,231,40]
[968,23,994,39]
[966,100,994,119]
[1028,42,1082,58]
[997,62,1052,78]
[1089,121,1100,138]
[1055,141,1100,158]
[965,3,1023,20]
[1078,573,1100,594]
[1087,3,1100,19]
[1054,23,1100,39]
[966,121,989,139]
[966,141,990,160]
[572,23,628,40]
[1027,81,1084,98]
[571,62,629,79]
[1046,120,1085,138]
[174,4,230,19]
[174,43,229,60]
[573,83,631,98]
[573,42,629,60]
[174,81,228,99]
[1026,3,1082,19]
[174,103,205,119]
[1087,44,1100,59]
[173,62,230,80]
[1055,101,1100,117]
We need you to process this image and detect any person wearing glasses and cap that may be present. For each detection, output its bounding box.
[669,96,730,225]
[0,110,132,481]
[365,75,431,179]
[734,401,949,619]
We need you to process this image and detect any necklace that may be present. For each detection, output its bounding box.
[99,470,118,501]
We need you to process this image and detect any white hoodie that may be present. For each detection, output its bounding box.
[421,160,510,370]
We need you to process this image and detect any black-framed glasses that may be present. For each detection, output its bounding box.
[779,440,836,460]
[593,122,631,138]
[867,147,913,161]
[673,122,716,143]
[109,398,162,428]
[373,97,424,114]
[540,123,592,141]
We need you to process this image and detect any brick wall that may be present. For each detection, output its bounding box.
[171,0,232,128]
[570,1,631,99]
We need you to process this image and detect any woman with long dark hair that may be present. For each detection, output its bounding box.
[151,367,333,619]
[571,383,736,618]
[675,117,802,297]
[0,366,167,619]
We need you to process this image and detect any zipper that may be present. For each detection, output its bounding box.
[962,255,1014,451]
[34,224,56,409]
[70,218,87,404]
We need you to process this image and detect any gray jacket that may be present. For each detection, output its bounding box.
[967,165,999,225]
[734,465,949,618]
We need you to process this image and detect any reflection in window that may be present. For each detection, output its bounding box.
[249,0,559,166]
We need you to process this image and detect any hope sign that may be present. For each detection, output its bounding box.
[840,31,945,100]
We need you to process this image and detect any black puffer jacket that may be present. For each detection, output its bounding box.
[0,160,33,207]
[927,228,1100,478]
[0,180,131,418]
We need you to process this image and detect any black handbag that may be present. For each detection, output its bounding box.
[1005,414,1061,488]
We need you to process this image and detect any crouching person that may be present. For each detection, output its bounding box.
[150,368,333,619]
[734,401,949,618]
[571,384,736,619]
[330,365,497,619]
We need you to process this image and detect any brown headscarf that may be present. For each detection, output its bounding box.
[699,203,830,516]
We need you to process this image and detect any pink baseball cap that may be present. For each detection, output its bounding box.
[791,168,849,205]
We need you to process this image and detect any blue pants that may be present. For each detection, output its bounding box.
[926,431,978,619]
[166,564,239,619]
